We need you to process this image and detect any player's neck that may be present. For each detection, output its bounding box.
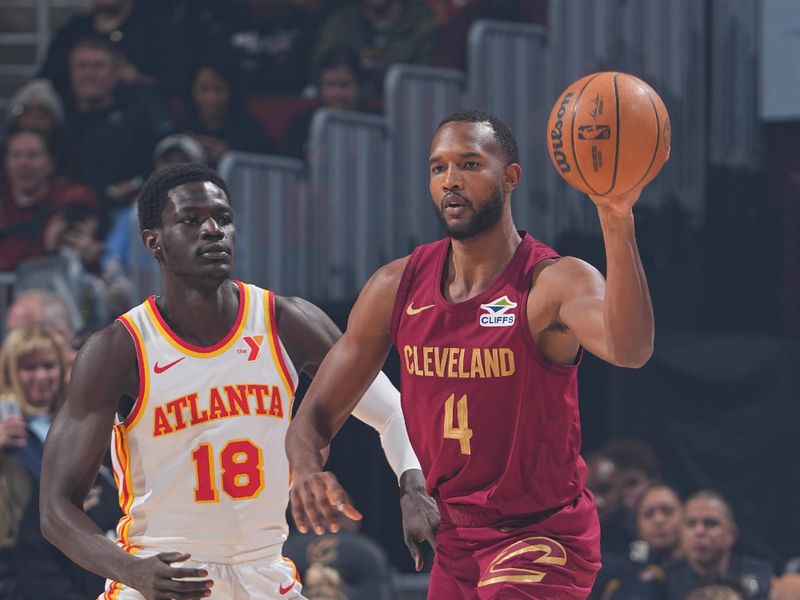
[156,278,239,346]
[444,219,522,303]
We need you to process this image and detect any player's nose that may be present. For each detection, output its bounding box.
[200,217,225,238]
[442,165,463,190]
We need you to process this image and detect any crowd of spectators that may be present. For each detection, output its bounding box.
[587,440,800,600]
[0,2,548,597]
[0,0,548,320]
[1,2,796,599]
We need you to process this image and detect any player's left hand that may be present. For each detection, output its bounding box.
[588,187,643,213]
[399,469,439,571]
[289,470,362,535]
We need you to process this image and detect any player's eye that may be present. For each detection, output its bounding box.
[464,161,479,169]
[431,165,445,174]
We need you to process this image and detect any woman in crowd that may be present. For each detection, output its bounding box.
[0,323,70,477]
[281,43,362,161]
[177,61,271,167]
[0,323,120,597]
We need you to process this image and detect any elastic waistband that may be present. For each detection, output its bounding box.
[436,497,568,529]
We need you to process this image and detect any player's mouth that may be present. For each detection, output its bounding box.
[442,193,470,217]
[198,244,232,260]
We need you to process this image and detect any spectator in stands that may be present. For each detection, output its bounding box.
[61,37,168,233]
[282,44,363,161]
[312,0,437,105]
[210,0,321,96]
[13,464,119,599]
[283,514,392,600]
[303,563,349,600]
[177,61,272,167]
[587,450,621,529]
[604,439,662,515]
[0,128,99,273]
[0,323,119,598]
[38,0,191,100]
[592,484,684,599]
[5,79,65,161]
[636,484,684,564]
[595,438,662,554]
[664,490,773,600]
[5,290,76,351]
[0,452,30,600]
[0,324,69,479]
[428,0,548,70]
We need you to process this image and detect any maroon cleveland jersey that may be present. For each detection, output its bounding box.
[391,233,588,526]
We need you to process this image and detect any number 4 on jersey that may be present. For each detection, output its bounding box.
[444,393,473,455]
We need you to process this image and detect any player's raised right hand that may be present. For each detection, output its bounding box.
[290,470,363,535]
[127,552,213,600]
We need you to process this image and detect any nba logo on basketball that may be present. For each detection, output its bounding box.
[479,296,517,327]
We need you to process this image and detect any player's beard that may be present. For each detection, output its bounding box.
[435,186,505,241]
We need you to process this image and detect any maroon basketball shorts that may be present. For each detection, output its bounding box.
[427,489,601,599]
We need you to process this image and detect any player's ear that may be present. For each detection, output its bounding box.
[503,163,522,193]
[142,229,162,262]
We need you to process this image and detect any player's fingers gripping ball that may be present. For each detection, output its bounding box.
[547,71,671,197]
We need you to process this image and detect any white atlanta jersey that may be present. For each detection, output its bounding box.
[112,281,299,566]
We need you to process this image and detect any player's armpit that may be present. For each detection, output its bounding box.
[274,295,343,377]
[530,257,610,364]
[541,251,653,368]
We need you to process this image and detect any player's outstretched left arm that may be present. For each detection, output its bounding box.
[543,188,654,368]
[277,291,439,569]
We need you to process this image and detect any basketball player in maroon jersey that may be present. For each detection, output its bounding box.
[286,109,654,598]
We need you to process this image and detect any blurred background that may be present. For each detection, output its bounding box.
[0,1,798,599]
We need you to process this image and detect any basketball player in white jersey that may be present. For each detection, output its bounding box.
[40,163,438,600]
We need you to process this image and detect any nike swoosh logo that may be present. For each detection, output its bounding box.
[406,302,435,316]
[153,357,186,374]
[279,580,296,595]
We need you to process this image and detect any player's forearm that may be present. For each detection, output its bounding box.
[286,399,340,474]
[352,371,421,480]
[598,206,654,367]
[40,497,140,585]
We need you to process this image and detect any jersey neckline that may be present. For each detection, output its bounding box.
[145,280,248,357]
[434,232,532,311]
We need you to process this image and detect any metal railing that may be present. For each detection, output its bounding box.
[127,14,727,304]
[308,109,390,301]
[219,152,311,298]
[385,64,466,255]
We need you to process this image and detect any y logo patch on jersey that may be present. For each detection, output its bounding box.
[243,335,264,361]
[479,295,518,327]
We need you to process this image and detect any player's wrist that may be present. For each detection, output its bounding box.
[399,469,426,496]
[597,204,636,231]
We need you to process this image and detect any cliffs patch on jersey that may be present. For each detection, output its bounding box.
[479,295,517,327]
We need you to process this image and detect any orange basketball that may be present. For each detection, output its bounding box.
[546,71,671,197]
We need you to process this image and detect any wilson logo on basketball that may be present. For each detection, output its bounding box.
[549,91,573,174]
[478,296,517,328]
